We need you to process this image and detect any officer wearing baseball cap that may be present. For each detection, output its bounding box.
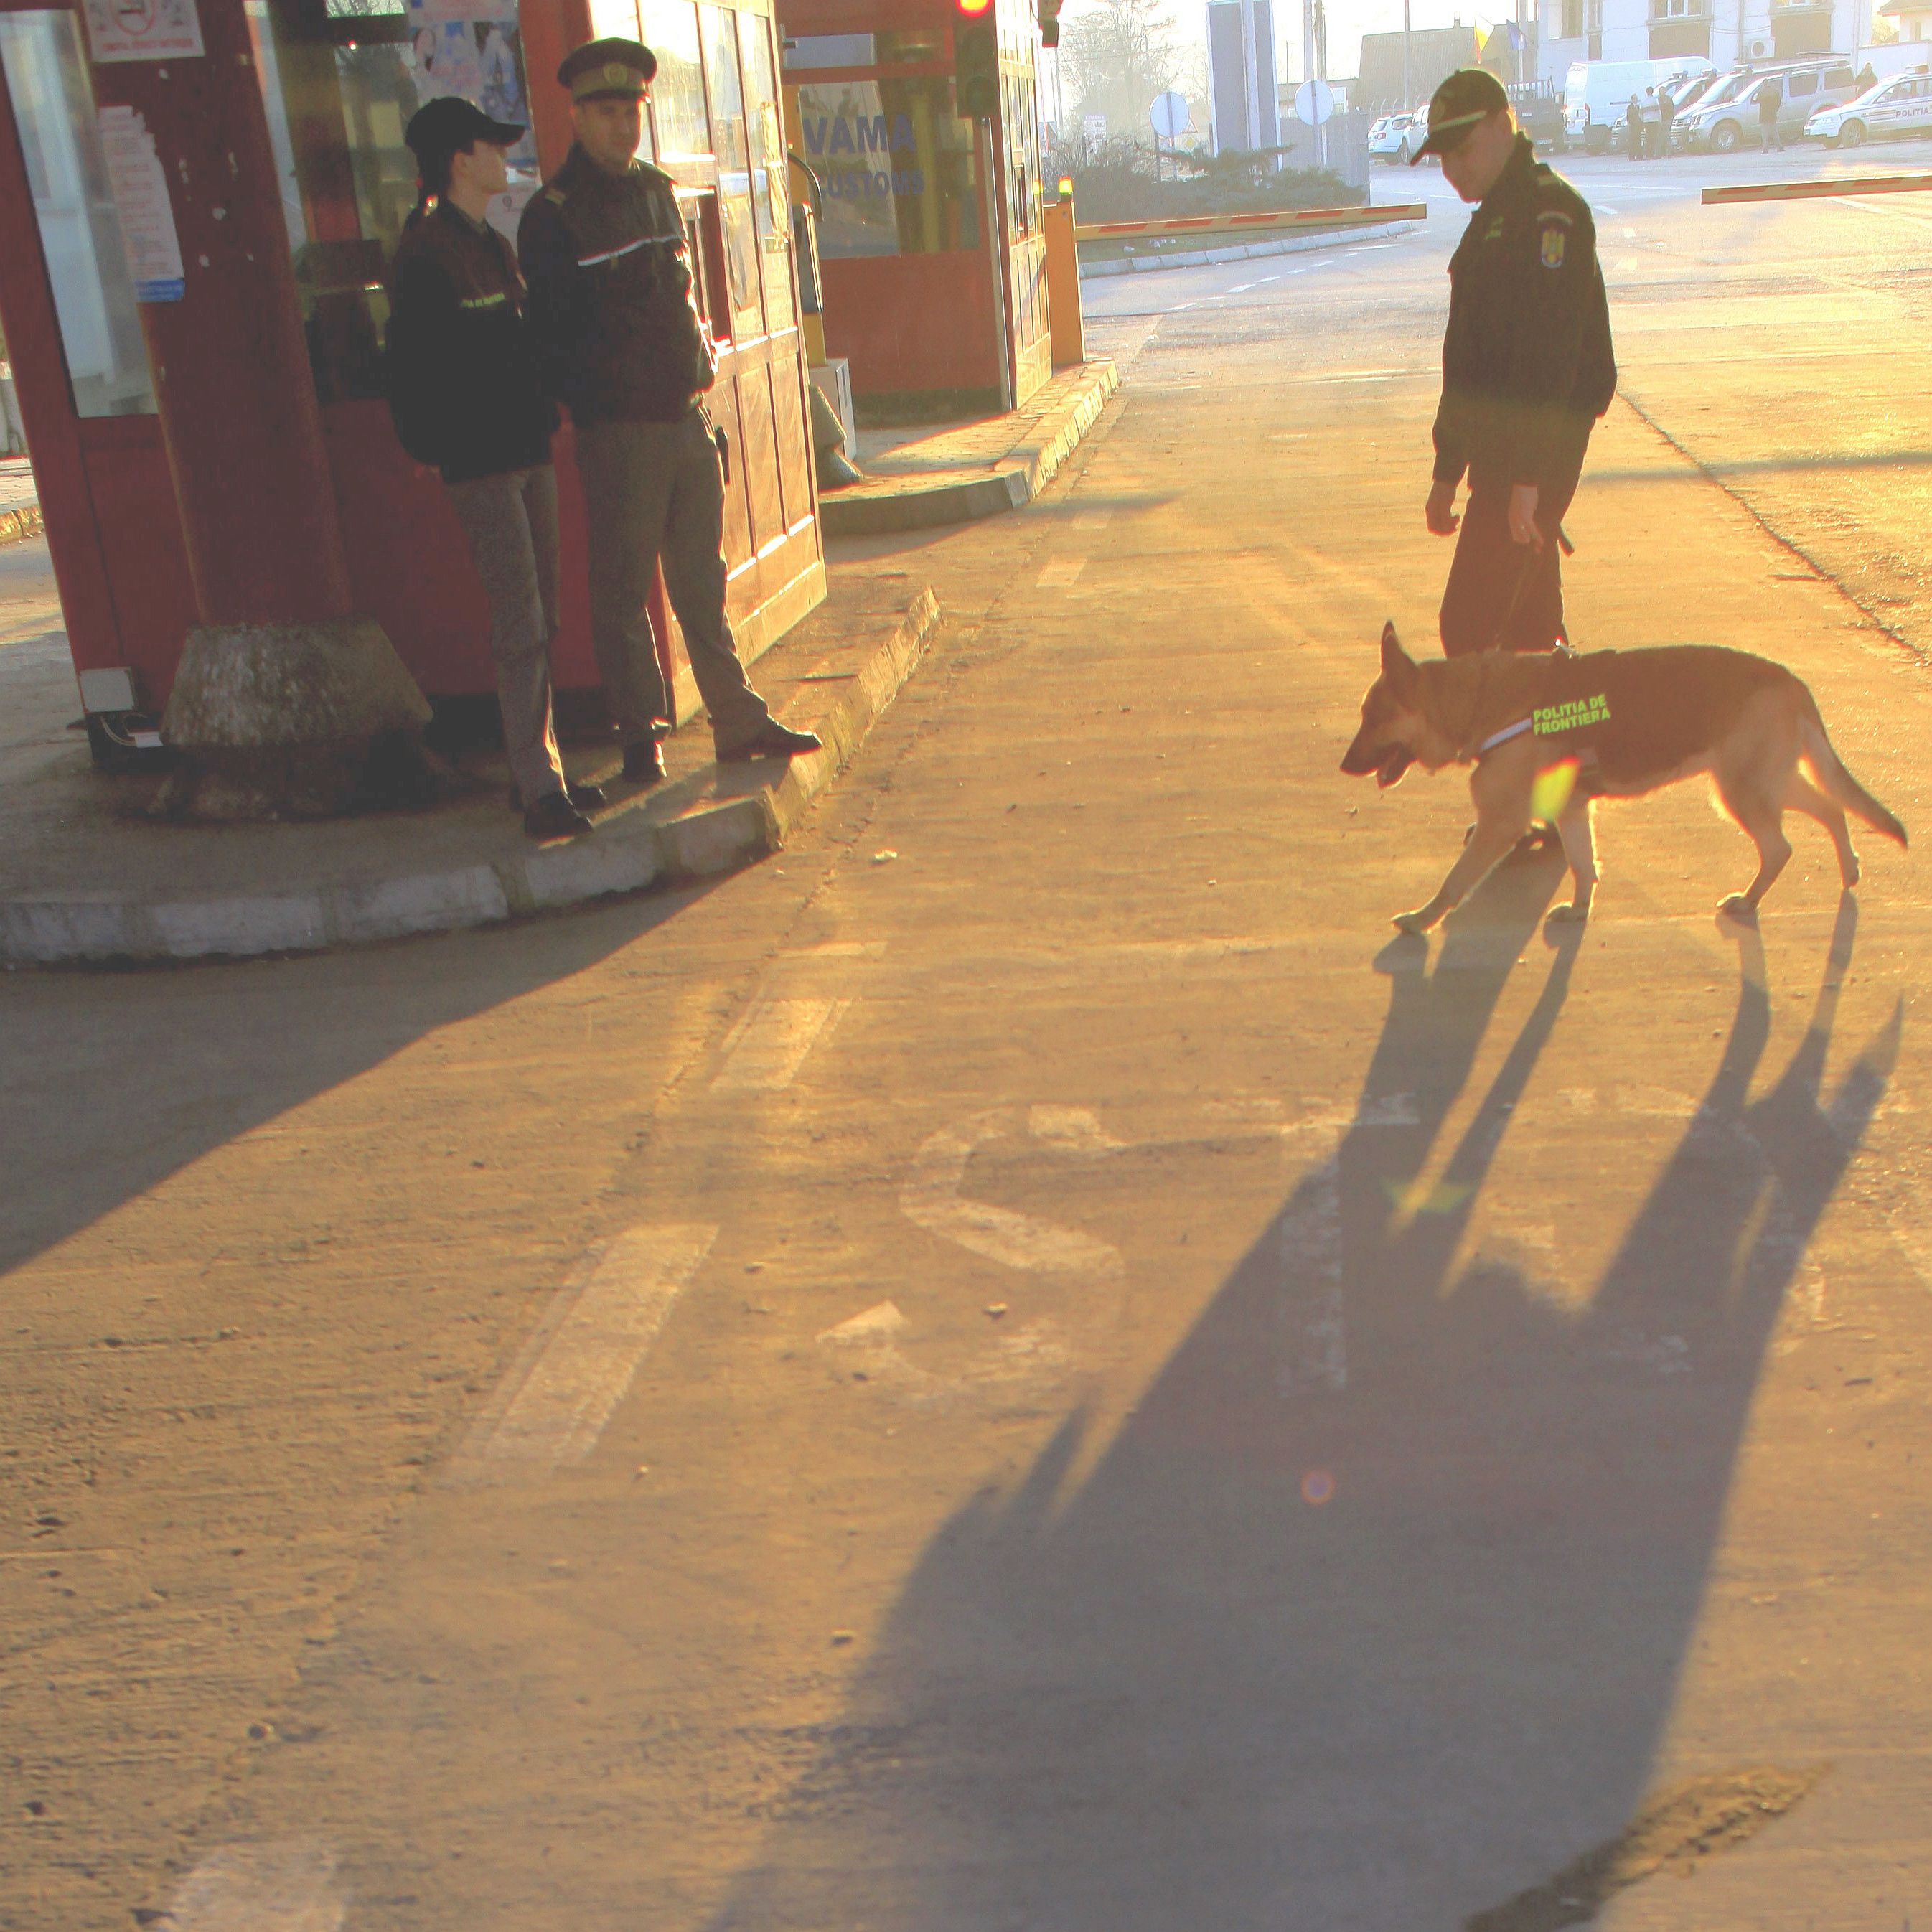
[1417,68,1616,657]
[386,96,604,841]
[518,36,819,782]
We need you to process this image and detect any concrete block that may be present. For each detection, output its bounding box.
[1,899,133,965]
[150,894,328,959]
[519,833,664,910]
[332,865,510,944]
[662,797,772,876]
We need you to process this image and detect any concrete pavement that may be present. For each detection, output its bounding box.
[4,146,1931,1932]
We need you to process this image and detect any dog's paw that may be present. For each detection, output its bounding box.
[1392,910,1430,937]
[1717,894,1759,925]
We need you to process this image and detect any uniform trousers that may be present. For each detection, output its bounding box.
[446,462,568,805]
[576,410,773,752]
[1438,446,1588,657]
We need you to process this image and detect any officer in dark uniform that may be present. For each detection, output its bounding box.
[386,95,602,840]
[1413,68,1617,657]
[518,37,818,783]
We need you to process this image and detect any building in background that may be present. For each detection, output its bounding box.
[1207,0,1280,151]
[1538,0,1868,81]
[1355,22,1481,112]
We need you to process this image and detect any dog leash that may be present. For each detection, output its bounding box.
[1489,521,1575,652]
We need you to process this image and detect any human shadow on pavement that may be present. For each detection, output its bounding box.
[0,879,723,1282]
[703,886,1895,1932]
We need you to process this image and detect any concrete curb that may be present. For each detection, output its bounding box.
[0,588,942,970]
[820,360,1120,538]
[1077,216,1422,279]
[0,502,44,548]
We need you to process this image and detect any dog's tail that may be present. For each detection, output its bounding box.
[1802,695,1908,847]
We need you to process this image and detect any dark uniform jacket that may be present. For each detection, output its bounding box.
[384,200,555,484]
[517,145,717,426]
[1432,135,1616,494]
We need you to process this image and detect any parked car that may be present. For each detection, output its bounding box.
[1565,55,1714,152]
[1664,70,1722,115]
[1806,69,1932,146]
[1676,60,1860,151]
[1510,84,1567,152]
[1369,110,1427,164]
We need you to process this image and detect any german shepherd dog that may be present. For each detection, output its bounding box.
[1341,624,1906,934]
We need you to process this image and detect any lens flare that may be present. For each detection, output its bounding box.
[1531,756,1580,825]
[1301,1469,1336,1506]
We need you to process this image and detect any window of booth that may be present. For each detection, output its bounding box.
[699,4,762,340]
[784,72,981,256]
[245,0,540,403]
[639,0,708,162]
[1002,68,1038,240]
[0,10,158,418]
[738,10,794,330]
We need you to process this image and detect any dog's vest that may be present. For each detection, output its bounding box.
[1471,647,1791,787]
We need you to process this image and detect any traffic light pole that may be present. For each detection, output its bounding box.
[980,116,1016,413]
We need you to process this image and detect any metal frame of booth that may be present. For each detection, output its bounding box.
[0,0,822,734]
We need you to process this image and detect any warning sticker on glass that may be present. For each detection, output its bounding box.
[83,0,203,62]
[98,106,185,303]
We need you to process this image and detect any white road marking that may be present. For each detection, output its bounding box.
[167,1840,345,1932]
[1278,1156,1346,1393]
[903,1113,1124,1278]
[1029,1104,1126,1153]
[1037,556,1089,588]
[1228,281,1255,292]
[819,1300,908,1344]
[447,1225,717,1483]
[712,995,850,1092]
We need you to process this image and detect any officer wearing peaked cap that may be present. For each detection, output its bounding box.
[1415,68,1617,657]
[385,95,604,842]
[519,37,818,782]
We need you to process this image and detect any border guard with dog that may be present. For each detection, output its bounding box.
[1413,68,1617,657]
[519,37,820,786]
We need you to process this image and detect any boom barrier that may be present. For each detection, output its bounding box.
[1702,173,1932,205]
[1072,203,1427,245]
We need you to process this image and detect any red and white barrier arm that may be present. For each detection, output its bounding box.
[1703,172,1932,205]
[1072,202,1427,243]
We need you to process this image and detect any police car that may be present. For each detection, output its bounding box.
[1806,69,1932,146]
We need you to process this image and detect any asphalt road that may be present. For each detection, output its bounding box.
[4,144,1931,1932]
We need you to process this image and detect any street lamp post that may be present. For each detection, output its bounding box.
[1403,0,1412,111]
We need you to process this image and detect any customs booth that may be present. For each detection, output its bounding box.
[777,0,1049,416]
[0,0,822,743]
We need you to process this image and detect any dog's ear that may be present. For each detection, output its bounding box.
[1380,622,1417,697]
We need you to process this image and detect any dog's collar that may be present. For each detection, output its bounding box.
[1474,716,1534,757]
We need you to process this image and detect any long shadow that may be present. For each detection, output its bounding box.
[702,888,1896,1931]
[0,879,723,1282]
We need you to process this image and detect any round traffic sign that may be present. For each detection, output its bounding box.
[1150,90,1191,139]
[1294,78,1336,126]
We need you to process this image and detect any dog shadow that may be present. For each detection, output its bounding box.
[699,886,1894,1931]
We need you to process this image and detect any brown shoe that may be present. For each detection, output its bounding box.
[523,791,594,840]
[718,721,822,762]
[622,738,667,785]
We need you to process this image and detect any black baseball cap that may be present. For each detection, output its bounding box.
[405,95,525,166]
[558,37,658,103]
[1411,67,1510,162]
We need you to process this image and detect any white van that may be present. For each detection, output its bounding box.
[1565,57,1715,151]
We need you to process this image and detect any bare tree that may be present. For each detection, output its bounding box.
[1059,0,1185,146]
